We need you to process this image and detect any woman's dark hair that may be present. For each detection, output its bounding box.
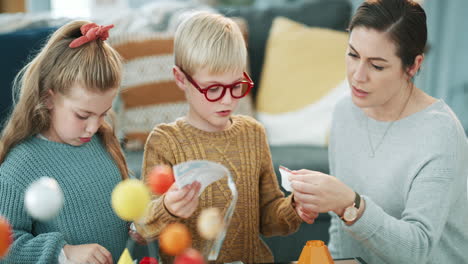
[349,0,427,70]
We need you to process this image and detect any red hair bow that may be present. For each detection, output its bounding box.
[69,23,114,48]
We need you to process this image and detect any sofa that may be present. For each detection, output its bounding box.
[0,0,351,261]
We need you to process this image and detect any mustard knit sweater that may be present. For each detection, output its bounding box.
[136,115,302,263]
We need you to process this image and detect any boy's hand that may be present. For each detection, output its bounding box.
[63,244,113,264]
[128,223,148,245]
[295,202,319,224]
[164,181,201,218]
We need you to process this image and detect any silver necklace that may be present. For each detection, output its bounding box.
[366,85,413,158]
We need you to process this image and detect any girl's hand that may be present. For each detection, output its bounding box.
[290,170,355,216]
[164,181,201,218]
[63,244,113,264]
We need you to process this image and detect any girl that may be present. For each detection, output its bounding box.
[0,21,129,263]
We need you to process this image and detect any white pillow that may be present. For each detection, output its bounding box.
[257,80,349,146]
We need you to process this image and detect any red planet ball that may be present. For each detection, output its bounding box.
[174,248,205,264]
[147,165,175,195]
[139,256,158,264]
[0,216,13,258]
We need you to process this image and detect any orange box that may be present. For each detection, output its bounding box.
[298,240,334,264]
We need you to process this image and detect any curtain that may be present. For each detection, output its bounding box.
[416,0,468,134]
[26,0,51,12]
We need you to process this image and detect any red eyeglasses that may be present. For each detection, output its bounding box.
[180,68,254,102]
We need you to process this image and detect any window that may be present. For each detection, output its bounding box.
[51,0,91,17]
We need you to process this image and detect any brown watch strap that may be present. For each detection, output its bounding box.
[354,191,361,209]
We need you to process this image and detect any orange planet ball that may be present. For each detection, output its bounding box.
[159,223,191,256]
[147,165,175,195]
[0,216,13,258]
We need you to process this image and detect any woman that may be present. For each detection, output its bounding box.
[290,0,468,263]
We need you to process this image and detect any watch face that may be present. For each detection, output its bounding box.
[343,207,358,222]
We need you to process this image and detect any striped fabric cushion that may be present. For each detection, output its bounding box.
[111,18,254,150]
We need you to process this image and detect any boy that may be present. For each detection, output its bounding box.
[136,12,303,263]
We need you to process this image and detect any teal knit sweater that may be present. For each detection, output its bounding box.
[0,136,128,263]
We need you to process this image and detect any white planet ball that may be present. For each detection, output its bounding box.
[24,177,64,221]
[197,207,223,240]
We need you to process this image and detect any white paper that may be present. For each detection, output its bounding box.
[173,160,229,196]
[279,165,293,192]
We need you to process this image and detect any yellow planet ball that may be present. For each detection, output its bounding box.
[111,179,151,221]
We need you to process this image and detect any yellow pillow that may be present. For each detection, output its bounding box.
[256,17,349,146]
[257,17,348,114]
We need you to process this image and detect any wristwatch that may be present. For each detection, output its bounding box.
[341,191,361,223]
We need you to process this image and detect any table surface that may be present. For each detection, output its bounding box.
[280,257,367,264]
[334,258,365,264]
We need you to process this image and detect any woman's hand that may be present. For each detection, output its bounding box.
[63,244,113,264]
[290,170,355,216]
[164,181,201,218]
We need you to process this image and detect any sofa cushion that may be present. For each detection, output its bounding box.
[256,17,349,146]
[270,144,329,176]
[262,213,331,262]
[266,144,330,261]
[110,35,186,149]
[124,149,145,178]
[0,27,57,128]
[218,0,351,101]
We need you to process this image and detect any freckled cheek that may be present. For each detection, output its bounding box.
[188,90,206,105]
[191,92,212,108]
[199,102,216,114]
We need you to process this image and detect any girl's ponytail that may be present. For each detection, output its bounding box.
[97,121,129,180]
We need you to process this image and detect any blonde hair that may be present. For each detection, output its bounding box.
[174,11,247,76]
[0,20,128,179]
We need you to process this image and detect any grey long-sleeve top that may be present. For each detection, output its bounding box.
[328,96,468,264]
